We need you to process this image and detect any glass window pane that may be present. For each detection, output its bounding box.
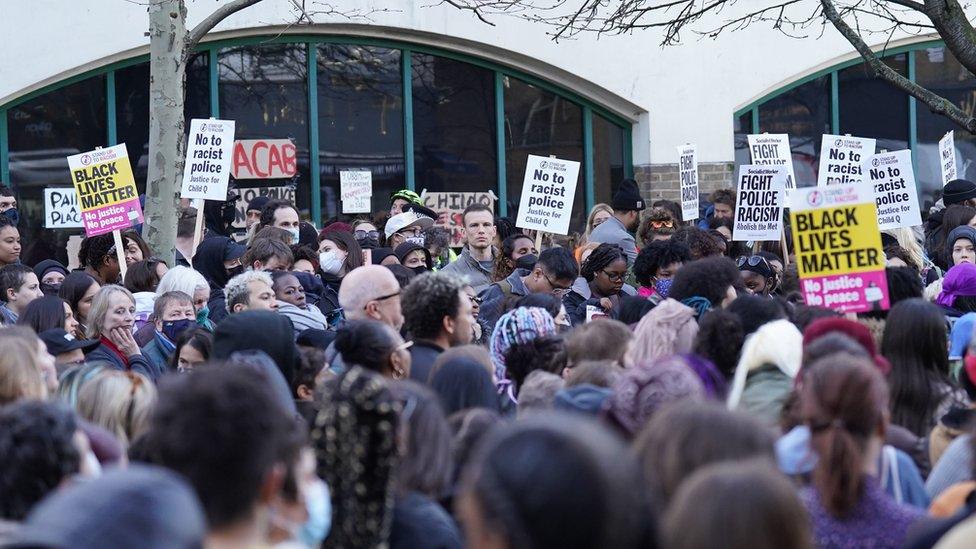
[318,44,404,222]
[186,52,210,121]
[838,55,908,152]
[916,46,976,210]
[734,111,752,170]
[758,75,831,187]
[412,54,497,201]
[7,75,107,265]
[115,63,150,193]
[592,114,625,208]
[504,76,584,230]
[219,44,310,218]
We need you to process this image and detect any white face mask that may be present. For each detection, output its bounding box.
[319,250,345,275]
[286,227,300,245]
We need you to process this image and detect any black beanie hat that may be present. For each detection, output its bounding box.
[943,179,976,206]
[611,178,645,211]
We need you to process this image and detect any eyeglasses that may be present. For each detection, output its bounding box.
[600,270,626,283]
[467,294,483,305]
[397,227,422,237]
[649,220,674,229]
[365,291,400,310]
[542,271,572,296]
[355,230,380,240]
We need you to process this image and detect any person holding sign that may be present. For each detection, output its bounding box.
[79,234,122,285]
[589,179,645,267]
[563,244,636,326]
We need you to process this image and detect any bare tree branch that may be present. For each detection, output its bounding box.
[188,0,265,48]
[822,0,976,131]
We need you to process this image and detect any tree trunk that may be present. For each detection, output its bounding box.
[145,0,188,262]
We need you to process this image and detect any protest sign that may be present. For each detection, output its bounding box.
[677,144,699,221]
[232,186,296,229]
[67,144,144,237]
[863,149,922,231]
[181,119,235,200]
[515,155,580,235]
[340,170,372,214]
[817,134,876,186]
[791,184,889,314]
[747,133,797,199]
[422,191,495,247]
[44,188,83,229]
[732,165,787,242]
[940,131,958,185]
[232,139,297,179]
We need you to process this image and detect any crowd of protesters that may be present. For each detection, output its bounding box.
[6,176,976,548]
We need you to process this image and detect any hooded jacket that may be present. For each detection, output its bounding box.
[727,319,803,427]
[440,246,495,293]
[191,236,236,325]
[212,310,301,386]
[588,215,638,267]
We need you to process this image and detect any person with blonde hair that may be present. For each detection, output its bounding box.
[0,325,58,395]
[83,285,161,381]
[0,336,48,405]
[582,203,613,244]
[625,299,699,366]
[76,369,156,448]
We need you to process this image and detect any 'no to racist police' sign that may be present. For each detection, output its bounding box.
[515,154,580,236]
[940,131,958,185]
[818,134,876,187]
[862,149,922,231]
[732,165,787,242]
[181,119,236,201]
[790,185,889,314]
[66,144,144,237]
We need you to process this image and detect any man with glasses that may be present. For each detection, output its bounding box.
[326,265,405,372]
[385,210,434,250]
[479,247,579,332]
[589,178,645,267]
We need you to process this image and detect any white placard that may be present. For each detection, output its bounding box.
[515,154,581,235]
[181,118,236,200]
[940,131,957,185]
[747,133,797,199]
[733,165,787,242]
[818,134,876,187]
[677,144,699,221]
[863,149,922,231]
[340,170,372,214]
[44,188,83,229]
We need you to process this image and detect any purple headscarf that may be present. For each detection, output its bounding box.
[937,262,976,308]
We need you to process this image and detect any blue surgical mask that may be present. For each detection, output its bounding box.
[654,278,674,298]
[286,227,300,245]
[298,480,332,547]
[161,319,195,342]
[2,208,19,226]
[196,306,210,326]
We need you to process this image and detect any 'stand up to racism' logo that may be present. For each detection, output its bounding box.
[80,154,92,166]
[539,161,549,169]
[834,139,843,147]
[807,190,824,207]
[872,158,881,168]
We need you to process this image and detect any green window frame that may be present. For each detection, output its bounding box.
[0,34,634,225]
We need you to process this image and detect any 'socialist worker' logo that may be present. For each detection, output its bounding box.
[80,154,92,166]
[807,190,824,207]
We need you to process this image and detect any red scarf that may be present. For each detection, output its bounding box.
[99,336,130,368]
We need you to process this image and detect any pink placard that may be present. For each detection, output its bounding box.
[799,270,889,314]
[81,197,144,237]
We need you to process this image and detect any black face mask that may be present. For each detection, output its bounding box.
[411,266,429,276]
[225,265,244,279]
[357,235,380,249]
[40,282,61,296]
[515,254,538,271]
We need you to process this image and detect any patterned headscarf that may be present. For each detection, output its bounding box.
[312,366,401,549]
[489,307,557,399]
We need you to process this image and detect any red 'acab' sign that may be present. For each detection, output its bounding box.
[232,139,298,179]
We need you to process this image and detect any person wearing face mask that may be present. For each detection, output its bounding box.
[271,271,328,336]
[737,255,777,297]
[634,239,691,302]
[353,219,381,249]
[395,242,432,275]
[255,200,302,245]
[140,291,196,373]
[317,230,364,294]
[385,210,435,250]
[491,233,538,284]
[0,186,19,227]
[192,236,247,325]
[33,260,69,296]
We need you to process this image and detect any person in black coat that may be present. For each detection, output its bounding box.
[191,236,246,326]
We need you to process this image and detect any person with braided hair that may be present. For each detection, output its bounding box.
[563,243,636,326]
[79,233,121,285]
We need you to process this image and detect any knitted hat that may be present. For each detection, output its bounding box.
[488,307,557,384]
[948,225,976,252]
[625,299,698,366]
[603,356,705,437]
[611,178,646,211]
[246,195,271,213]
[943,179,976,206]
[802,317,891,375]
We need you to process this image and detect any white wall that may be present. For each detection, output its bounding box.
[0,1,949,165]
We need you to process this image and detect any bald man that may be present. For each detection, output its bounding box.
[338,265,404,330]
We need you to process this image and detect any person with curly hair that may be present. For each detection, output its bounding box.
[633,239,691,300]
[401,272,475,383]
[637,207,677,247]
[668,256,740,320]
[563,243,636,326]
[491,233,537,284]
[671,225,725,260]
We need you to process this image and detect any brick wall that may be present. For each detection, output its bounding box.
[634,162,735,204]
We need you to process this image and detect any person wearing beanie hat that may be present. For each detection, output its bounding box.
[589,178,645,267]
[944,179,976,207]
[947,225,976,267]
[244,195,271,231]
[390,189,422,216]
[32,259,68,294]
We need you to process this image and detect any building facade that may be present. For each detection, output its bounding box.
[1,1,972,247]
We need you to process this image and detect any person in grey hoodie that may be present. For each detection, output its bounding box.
[440,203,497,293]
[588,178,646,267]
[271,271,328,336]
